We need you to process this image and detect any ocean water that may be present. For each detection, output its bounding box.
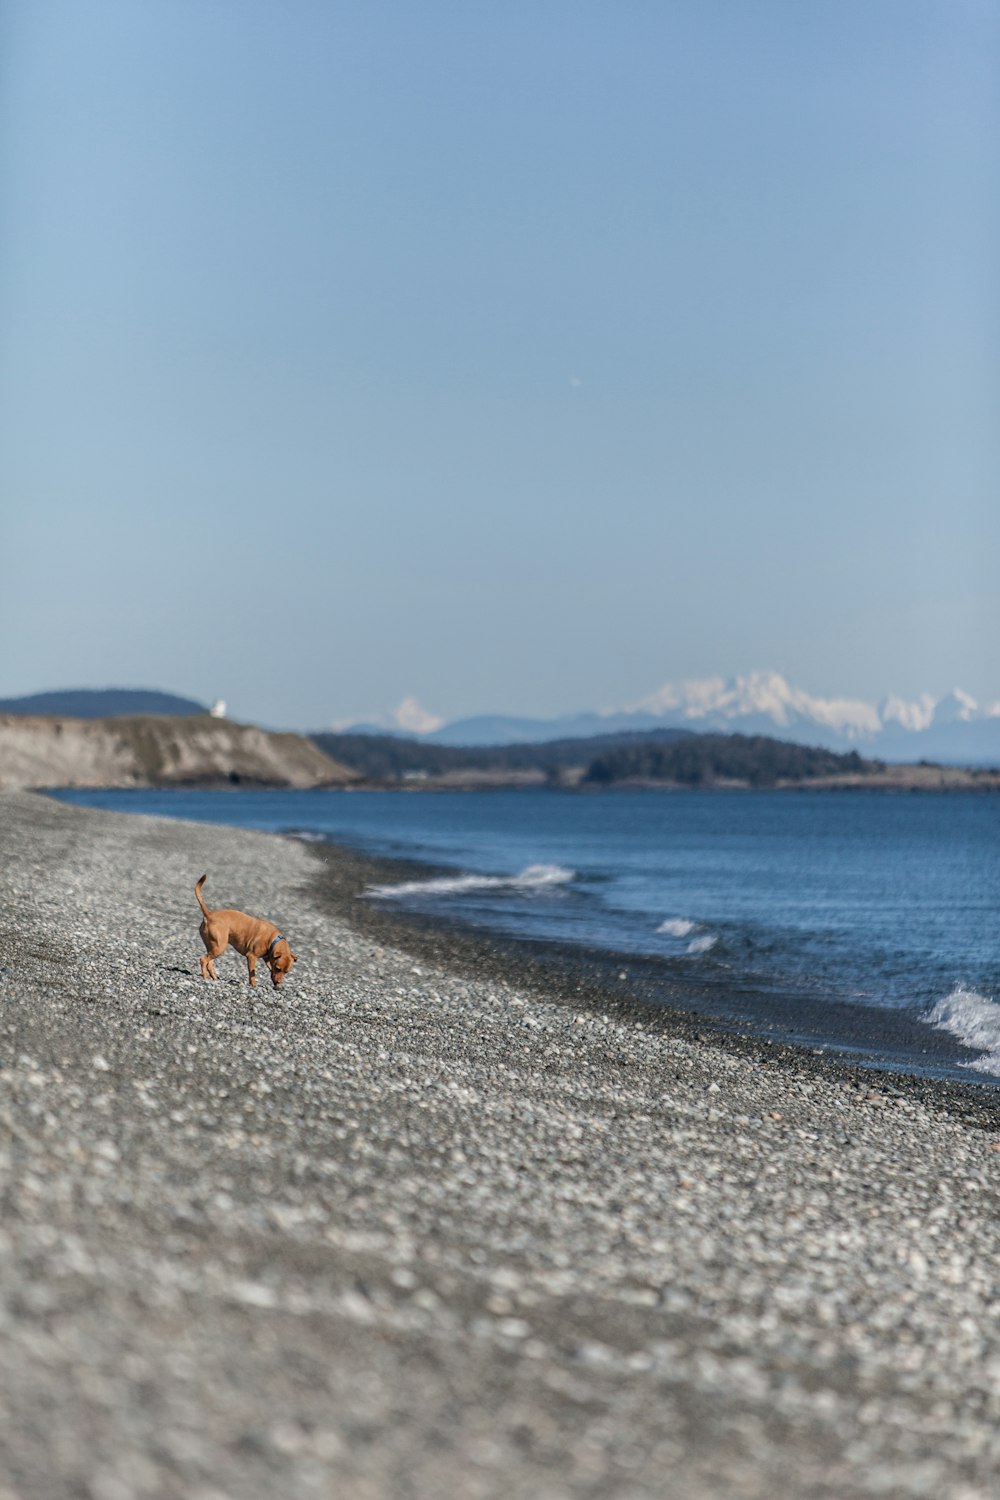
[51,787,1000,1082]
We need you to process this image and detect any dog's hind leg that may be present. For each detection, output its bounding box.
[199,921,223,980]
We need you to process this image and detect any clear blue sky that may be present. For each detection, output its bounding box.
[2,0,997,729]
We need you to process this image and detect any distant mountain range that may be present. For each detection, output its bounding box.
[343,672,1000,765]
[0,688,207,719]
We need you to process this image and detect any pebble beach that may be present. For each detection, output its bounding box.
[2,788,1000,1500]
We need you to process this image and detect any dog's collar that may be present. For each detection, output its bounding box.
[266,932,286,956]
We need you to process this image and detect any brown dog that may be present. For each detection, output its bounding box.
[195,875,297,989]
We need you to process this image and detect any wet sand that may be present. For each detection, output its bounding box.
[1,789,999,1499]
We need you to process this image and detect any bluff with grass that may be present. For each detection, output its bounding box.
[0,715,355,790]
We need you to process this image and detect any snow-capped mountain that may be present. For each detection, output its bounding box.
[620,673,999,762]
[629,671,884,740]
[339,673,1000,763]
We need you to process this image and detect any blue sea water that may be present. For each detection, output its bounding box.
[51,787,1000,1081]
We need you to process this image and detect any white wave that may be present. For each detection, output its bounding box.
[658,917,695,938]
[926,986,1000,1075]
[686,934,717,956]
[365,863,575,900]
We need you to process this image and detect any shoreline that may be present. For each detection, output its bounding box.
[3,788,1000,1499]
[31,770,1000,793]
[302,828,1000,1123]
[46,785,1000,1100]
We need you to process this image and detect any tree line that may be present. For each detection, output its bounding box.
[583,734,878,786]
[311,727,691,780]
[312,728,880,785]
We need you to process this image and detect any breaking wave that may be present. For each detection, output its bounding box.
[365,863,575,900]
[926,986,1000,1076]
[685,934,718,956]
[657,917,716,954]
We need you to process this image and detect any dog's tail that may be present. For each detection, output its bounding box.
[195,874,210,918]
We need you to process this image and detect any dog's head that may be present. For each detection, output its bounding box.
[268,938,298,988]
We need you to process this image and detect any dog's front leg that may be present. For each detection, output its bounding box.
[246,955,258,988]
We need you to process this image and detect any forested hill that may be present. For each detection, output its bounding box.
[0,689,206,718]
[308,728,997,790]
[311,726,883,787]
[584,734,878,787]
[310,726,692,780]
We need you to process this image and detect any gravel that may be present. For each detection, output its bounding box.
[1,788,999,1500]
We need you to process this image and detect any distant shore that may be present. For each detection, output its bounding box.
[341,766,1000,791]
[1,710,997,792]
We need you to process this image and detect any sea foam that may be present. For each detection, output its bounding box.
[657,918,695,938]
[926,986,1000,1076]
[365,863,575,900]
[685,934,717,956]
